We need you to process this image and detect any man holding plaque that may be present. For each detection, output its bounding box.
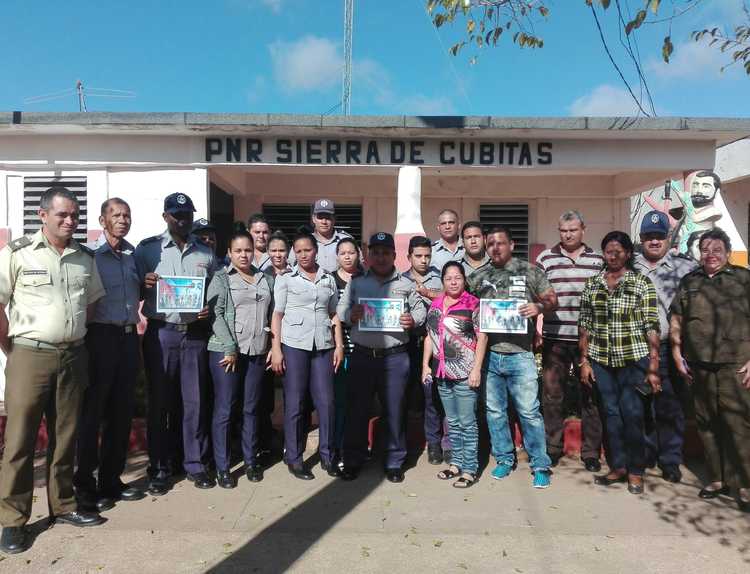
[337,232,427,483]
[467,226,557,489]
[135,192,217,495]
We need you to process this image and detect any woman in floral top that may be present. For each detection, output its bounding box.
[422,261,488,487]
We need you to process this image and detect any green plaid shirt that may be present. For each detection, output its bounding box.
[579,270,659,367]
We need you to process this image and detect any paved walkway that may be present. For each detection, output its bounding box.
[1,449,749,574]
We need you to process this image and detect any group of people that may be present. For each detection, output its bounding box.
[0,182,748,556]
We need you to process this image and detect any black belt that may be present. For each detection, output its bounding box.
[89,323,138,334]
[148,319,207,334]
[354,344,409,359]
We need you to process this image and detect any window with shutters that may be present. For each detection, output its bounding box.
[262,203,363,243]
[479,203,529,260]
[23,176,88,242]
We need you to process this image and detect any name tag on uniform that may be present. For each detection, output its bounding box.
[509,275,526,298]
[22,269,49,276]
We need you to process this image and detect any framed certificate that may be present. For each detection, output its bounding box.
[156,276,206,314]
[479,299,527,334]
[358,297,404,332]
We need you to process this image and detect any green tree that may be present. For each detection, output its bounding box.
[427,1,750,114]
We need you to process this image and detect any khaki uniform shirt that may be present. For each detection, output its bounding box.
[671,264,750,364]
[0,230,105,343]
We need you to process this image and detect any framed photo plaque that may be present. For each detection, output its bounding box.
[479,298,527,334]
[358,297,404,332]
[156,276,206,314]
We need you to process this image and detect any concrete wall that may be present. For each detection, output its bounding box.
[228,170,627,251]
[723,177,750,254]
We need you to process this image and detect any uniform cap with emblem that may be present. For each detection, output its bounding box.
[368,231,395,249]
[640,210,670,237]
[191,218,216,233]
[164,192,196,214]
[312,198,335,215]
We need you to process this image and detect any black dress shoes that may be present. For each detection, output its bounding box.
[107,482,146,502]
[321,461,342,478]
[661,466,682,484]
[95,497,116,512]
[54,510,106,527]
[583,458,602,473]
[288,464,314,480]
[147,479,169,497]
[187,472,216,489]
[627,479,645,495]
[246,464,264,483]
[427,444,443,465]
[594,473,627,486]
[340,466,361,481]
[217,470,237,489]
[0,526,29,554]
[385,468,405,483]
[698,485,730,499]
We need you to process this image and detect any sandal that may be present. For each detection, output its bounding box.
[437,466,460,480]
[453,473,476,489]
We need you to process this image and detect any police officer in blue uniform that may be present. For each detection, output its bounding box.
[337,232,427,483]
[74,198,145,511]
[134,193,217,495]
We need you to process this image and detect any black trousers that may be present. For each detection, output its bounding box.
[74,324,139,494]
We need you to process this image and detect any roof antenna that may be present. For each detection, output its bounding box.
[24,80,136,111]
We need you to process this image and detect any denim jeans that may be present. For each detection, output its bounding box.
[484,351,551,471]
[437,378,479,474]
[592,357,649,475]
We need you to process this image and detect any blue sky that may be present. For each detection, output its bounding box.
[2,0,748,117]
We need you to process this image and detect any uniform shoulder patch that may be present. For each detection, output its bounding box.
[8,236,32,252]
[138,235,161,246]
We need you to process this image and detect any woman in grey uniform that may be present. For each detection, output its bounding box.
[271,231,344,480]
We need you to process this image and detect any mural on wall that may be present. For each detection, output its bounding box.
[631,170,724,259]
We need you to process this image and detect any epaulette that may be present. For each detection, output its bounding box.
[674,252,695,261]
[138,235,161,246]
[78,244,95,256]
[431,240,440,246]
[8,236,32,252]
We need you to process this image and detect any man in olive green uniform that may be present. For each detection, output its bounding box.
[671,227,750,512]
[0,187,106,554]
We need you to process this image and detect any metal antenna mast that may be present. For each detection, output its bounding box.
[342,0,354,115]
[76,80,88,112]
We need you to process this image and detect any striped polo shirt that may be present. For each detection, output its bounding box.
[535,243,604,343]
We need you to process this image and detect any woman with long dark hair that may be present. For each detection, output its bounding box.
[271,231,344,479]
[579,231,661,495]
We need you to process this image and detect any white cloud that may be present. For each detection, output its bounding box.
[645,40,731,80]
[269,36,344,93]
[568,84,642,116]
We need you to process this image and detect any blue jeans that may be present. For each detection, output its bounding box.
[437,378,479,474]
[485,351,551,471]
[644,343,685,469]
[592,357,649,475]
